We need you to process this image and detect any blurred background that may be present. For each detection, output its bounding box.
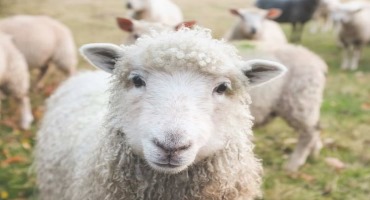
[0,0,369,199]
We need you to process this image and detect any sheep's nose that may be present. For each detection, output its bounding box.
[126,3,132,9]
[153,139,192,154]
[251,27,257,34]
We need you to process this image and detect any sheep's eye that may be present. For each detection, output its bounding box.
[133,34,140,39]
[132,75,146,88]
[214,83,229,94]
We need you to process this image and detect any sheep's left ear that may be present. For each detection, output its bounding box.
[241,59,287,88]
[265,8,282,19]
[174,21,197,31]
[80,43,124,74]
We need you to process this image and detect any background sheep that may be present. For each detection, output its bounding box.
[224,7,287,43]
[36,28,287,200]
[330,0,370,70]
[0,15,77,88]
[116,17,196,44]
[235,41,327,172]
[256,0,321,42]
[0,32,33,130]
[125,0,183,26]
[310,0,340,33]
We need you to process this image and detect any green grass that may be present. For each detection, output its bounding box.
[1,0,370,199]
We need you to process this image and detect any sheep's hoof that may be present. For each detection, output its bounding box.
[20,115,34,130]
[283,162,300,173]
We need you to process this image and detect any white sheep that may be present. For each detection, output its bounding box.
[125,0,183,26]
[116,17,196,44]
[235,41,327,172]
[0,15,77,87]
[224,8,288,44]
[36,27,287,200]
[330,0,370,70]
[310,0,340,33]
[0,32,33,130]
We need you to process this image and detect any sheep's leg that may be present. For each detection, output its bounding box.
[36,64,50,89]
[16,96,33,130]
[284,127,321,172]
[341,45,352,70]
[290,23,297,42]
[291,23,304,43]
[350,45,362,70]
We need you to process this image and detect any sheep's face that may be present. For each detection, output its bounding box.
[230,8,281,39]
[80,29,286,174]
[126,0,147,10]
[331,3,364,25]
[121,69,237,174]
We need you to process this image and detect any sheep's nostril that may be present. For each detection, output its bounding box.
[126,3,132,9]
[251,27,257,34]
[153,139,192,154]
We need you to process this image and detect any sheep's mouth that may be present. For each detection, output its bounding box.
[152,162,181,169]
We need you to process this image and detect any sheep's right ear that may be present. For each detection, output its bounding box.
[230,9,243,17]
[116,17,134,32]
[80,43,124,74]
[241,59,287,88]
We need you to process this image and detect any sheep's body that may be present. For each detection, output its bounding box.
[125,0,183,26]
[256,0,320,42]
[225,8,287,43]
[236,41,327,171]
[36,28,289,199]
[0,15,77,87]
[332,1,370,70]
[0,32,33,130]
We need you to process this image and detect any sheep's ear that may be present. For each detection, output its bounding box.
[80,43,124,74]
[230,9,243,17]
[241,59,287,88]
[266,9,282,19]
[116,17,134,32]
[175,21,197,31]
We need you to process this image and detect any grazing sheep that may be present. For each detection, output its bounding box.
[330,0,370,70]
[0,32,33,130]
[125,0,183,26]
[234,41,327,172]
[256,0,321,42]
[36,27,287,200]
[0,15,77,88]
[310,0,340,33]
[116,17,196,44]
[224,7,287,44]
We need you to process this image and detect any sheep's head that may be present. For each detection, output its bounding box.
[80,28,286,174]
[230,8,281,39]
[330,2,366,25]
[125,0,147,10]
[116,17,196,44]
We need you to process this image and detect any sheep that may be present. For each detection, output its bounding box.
[0,15,77,88]
[233,40,327,172]
[224,7,288,44]
[330,0,370,70]
[35,27,288,200]
[0,32,33,130]
[256,0,321,42]
[125,0,183,26]
[310,0,340,33]
[116,17,196,44]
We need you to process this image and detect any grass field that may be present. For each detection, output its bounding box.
[0,0,369,199]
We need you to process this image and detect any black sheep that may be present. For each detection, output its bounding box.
[256,0,320,42]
